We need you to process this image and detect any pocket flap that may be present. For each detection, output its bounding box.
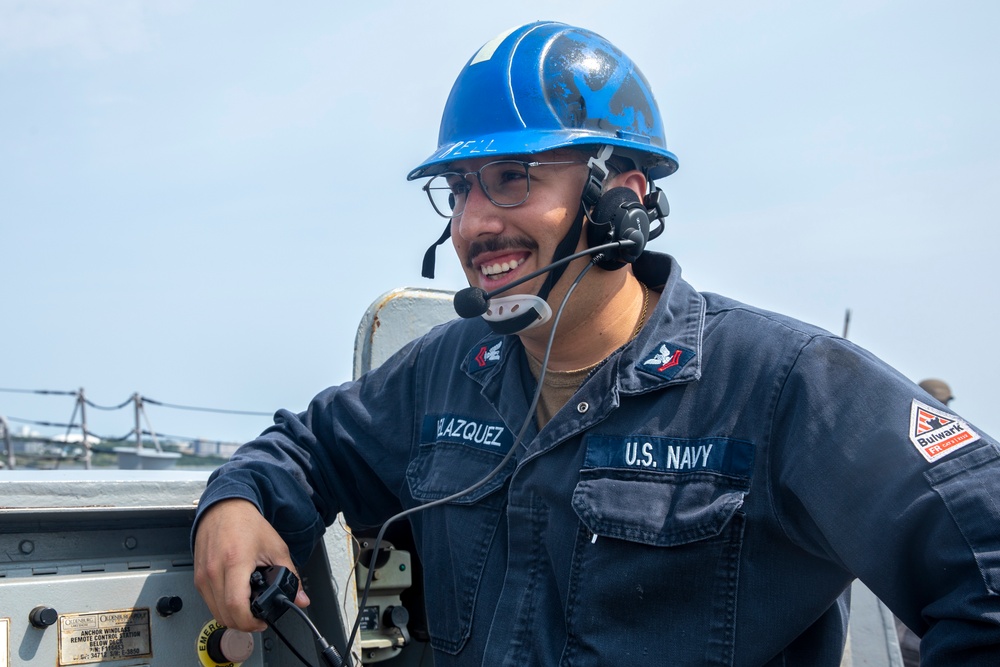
[572,435,753,547]
[407,442,513,505]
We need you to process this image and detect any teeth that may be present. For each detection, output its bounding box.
[481,258,524,276]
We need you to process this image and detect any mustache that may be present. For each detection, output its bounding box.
[465,235,538,268]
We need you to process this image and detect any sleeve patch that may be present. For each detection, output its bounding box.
[909,399,980,462]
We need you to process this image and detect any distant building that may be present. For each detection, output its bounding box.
[191,438,242,459]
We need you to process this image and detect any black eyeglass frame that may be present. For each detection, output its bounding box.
[421,159,587,218]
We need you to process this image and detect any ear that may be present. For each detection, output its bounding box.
[608,169,647,202]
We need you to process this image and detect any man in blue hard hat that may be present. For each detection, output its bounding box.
[193,21,1000,665]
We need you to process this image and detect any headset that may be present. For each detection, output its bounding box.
[579,144,670,270]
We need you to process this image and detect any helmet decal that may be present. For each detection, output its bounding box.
[541,34,662,145]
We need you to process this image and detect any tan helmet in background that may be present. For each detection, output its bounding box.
[919,378,954,405]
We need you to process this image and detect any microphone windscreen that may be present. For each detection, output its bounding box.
[454,287,490,318]
[593,186,641,223]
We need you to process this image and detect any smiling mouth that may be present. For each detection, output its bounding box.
[481,258,526,278]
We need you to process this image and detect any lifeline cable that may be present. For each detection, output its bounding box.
[74,429,136,443]
[0,387,76,395]
[84,396,134,411]
[4,416,79,429]
[1,388,270,416]
[142,397,272,416]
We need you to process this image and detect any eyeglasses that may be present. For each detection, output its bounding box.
[421,159,585,218]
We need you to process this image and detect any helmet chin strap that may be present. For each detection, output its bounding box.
[421,221,452,280]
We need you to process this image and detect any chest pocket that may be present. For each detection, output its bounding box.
[406,439,514,655]
[565,436,754,666]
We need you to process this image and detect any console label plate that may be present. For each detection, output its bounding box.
[58,608,152,665]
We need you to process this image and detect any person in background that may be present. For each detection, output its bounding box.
[919,378,954,406]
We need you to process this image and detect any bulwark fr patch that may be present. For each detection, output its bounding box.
[908,399,980,463]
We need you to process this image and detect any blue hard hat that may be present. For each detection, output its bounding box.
[407,21,679,182]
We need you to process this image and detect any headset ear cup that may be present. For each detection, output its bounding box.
[618,206,649,263]
[588,187,650,270]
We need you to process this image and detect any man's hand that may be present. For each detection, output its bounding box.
[193,498,311,631]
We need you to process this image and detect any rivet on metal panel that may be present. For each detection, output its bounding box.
[124,536,138,550]
[19,540,34,554]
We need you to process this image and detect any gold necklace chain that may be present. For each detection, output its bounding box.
[631,281,649,340]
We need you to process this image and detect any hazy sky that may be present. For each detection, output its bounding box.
[2,0,997,445]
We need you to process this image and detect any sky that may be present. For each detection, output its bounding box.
[1,0,997,446]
